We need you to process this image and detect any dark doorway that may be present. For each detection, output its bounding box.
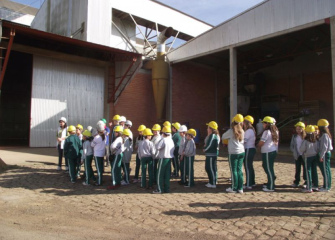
[0,51,32,146]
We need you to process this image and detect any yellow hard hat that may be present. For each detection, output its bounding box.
[294,121,305,129]
[152,124,161,131]
[162,126,172,133]
[262,116,274,124]
[163,121,171,127]
[123,129,131,136]
[68,125,76,132]
[143,128,153,136]
[76,124,83,130]
[172,122,181,130]
[137,125,146,132]
[187,128,196,137]
[317,119,329,127]
[82,130,92,137]
[114,126,124,133]
[113,115,121,121]
[206,121,218,130]
[233,114,244,123]
[314,125,319,130]
[305,125,315,134]
[244,115,254,124]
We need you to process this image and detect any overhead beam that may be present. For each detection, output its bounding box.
[0,28,15,90]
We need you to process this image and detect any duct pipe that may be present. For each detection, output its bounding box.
[152,27,173,120]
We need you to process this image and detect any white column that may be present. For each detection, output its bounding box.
[230,47,237,121]
[331,16,335,137]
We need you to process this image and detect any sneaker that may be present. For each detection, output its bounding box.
[57,166,62,171]
[252,184,257,187]
[184,185,190,188]
[262,187,274,192]
[302,189,312,193]
[82,182,90,186]
[206,184,216,189]
[226,187,237,193]
[237,189,243,193]
[132,179,139,183]
[243,186,252,190]
[312,188,319,192]
[302,184,307,189]
[291,183,299,188]
[152,190,162,194]
[121,181,129,186]
[319,188,330,192]
[205,183,211,187]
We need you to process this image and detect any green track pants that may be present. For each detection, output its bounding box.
[244,148,256,187]
[318,152,332,190]
[110,153,123,186]
[141,157,154,188]
[229,152,245,191]
[157,158,171,193]
[262,151,277,190]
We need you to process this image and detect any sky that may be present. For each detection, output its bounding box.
[11,0,265,26]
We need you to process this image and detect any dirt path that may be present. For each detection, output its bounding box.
[1,147,335,239]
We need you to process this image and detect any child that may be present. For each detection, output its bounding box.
[75,124,84,178]
[56,117,68,171]
[222,114,245,193]
[91,125,106,186]
[257,116,279,192]
[178,125,188,185]
[119,116,127,128]
[243,115,256,189]
[299,125,319,193]
[108,126,124,190]
[139,128,155,189]
[317,119,333,192]
[153,126,175,194]
[172,122,181,177]
[64,125,83,183]
[151,124,162,184]
[183,128,196,187]
[204,121,219,188]
[125,120,133,140]
[290,121,307,188]
[101,118,110,167]
[82,130,94,186]
[121,128,132,185]
[111,115,121,144]
[133,125,146,183]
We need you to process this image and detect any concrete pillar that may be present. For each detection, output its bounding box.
[229,47,237,121]
[168,65,172,121]
[331,16,335,137]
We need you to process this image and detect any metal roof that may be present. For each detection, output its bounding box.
[0,20,140,62]
[167,0,335,64]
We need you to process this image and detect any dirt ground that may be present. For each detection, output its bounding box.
[0,146,335,240]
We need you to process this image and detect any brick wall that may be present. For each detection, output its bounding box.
[109,71,157,136]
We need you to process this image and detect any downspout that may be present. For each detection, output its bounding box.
[151,27,173,120]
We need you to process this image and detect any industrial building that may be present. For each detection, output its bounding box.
[0,0,212,146]
[0,0,335,146]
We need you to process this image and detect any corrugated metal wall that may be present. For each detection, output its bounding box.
[30,55,105,147]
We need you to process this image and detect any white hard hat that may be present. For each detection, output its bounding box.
[125,120,132,127]
[120,116,126,122]
[97,124,105,132]
[178,125,188,132]
[59,117,67,123]
[87,126,93,132]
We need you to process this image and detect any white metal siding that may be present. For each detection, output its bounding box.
[30,56,105,147]
[168,0,335,63]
